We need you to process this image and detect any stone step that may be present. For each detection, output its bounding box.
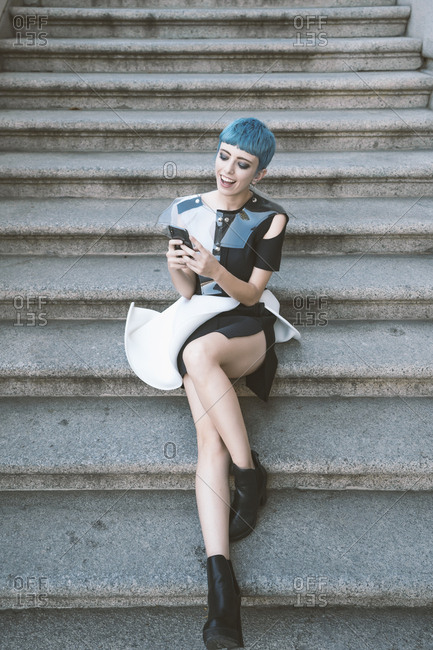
[1,606,432,650]
[1,197,432,256]
[0,37,421,73]
[2,108,433,152]
[1,487,433,609]
[0,319,432,397]
[1,150,432,199]
[2,71,431,110]
[1,253,433,320]
[39,0,399,8]
[1,395,432,491]
[10,6,410,39]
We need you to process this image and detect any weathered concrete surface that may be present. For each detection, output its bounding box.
[2,108,433,152]
[1,488,433,609]
[0,319,432,397]
[1,253,433,319]
[9,6,410,39]
[1,150,433,198]
[1,196,432,255]
[0,37,422,73]
[398,0,433,82]
[1,395,433,491]
[40,0,399,6]
[1,71,431,110]
[2,606,433,650]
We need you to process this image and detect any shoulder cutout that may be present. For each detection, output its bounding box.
[263,213,288,239]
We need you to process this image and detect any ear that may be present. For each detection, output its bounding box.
[253,168,267,184]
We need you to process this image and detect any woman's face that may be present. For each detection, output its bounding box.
[215,142,267,196]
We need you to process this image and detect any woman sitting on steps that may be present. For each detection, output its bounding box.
[162,117,299,649]
[126,116,300,648]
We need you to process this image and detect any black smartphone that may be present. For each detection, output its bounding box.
[168,225,194,251]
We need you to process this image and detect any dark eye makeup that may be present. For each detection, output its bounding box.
[218,152,251,169]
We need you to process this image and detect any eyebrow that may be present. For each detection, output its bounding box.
[219,147,254,163]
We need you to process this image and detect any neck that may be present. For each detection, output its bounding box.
[215,188,253,212]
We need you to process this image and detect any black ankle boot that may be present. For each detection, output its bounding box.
[229,449,267,542]
[203,554,244,649]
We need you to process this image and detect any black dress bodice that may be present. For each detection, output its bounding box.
[158,189,290,401]
[159,189,288,296]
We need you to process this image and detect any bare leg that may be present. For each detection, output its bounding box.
[182,331,267,557]
[184,374,231,559]
[183,331,266,469]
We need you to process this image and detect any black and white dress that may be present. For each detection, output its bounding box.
[158,188,289,402]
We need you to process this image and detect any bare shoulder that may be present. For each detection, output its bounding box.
[263,213,288,239]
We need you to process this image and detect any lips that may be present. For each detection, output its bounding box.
[220,174,235,188]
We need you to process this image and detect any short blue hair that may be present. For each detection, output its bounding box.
[218,117,276,171]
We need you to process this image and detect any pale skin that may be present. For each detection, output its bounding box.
[166,142,287,559]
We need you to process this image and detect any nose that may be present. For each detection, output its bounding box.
[224,160,236,174]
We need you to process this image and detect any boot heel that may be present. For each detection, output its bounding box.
[204,629,243,649]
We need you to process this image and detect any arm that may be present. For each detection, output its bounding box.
[184,213,287,307]
[213,264,272,307]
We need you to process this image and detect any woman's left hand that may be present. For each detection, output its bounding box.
[182,235,221,279]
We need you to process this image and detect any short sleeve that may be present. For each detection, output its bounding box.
[157,198,181,228]
[253,215,288,272]
[157,195,215,251]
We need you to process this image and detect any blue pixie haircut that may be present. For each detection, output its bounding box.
[218,117,276,171]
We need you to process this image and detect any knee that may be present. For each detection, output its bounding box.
[197,429,229,463]
[182,337,219,378]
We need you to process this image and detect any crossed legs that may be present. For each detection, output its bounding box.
[182,330,267,559]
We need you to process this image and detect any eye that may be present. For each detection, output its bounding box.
[238,162,250,170]
[219,152,229,161]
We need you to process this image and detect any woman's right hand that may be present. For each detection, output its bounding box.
[166,239,197,299]
[166,239,190,271]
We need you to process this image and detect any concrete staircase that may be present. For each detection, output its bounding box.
[1,0,433,647]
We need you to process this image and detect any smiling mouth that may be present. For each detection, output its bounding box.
[220,174,236,187]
